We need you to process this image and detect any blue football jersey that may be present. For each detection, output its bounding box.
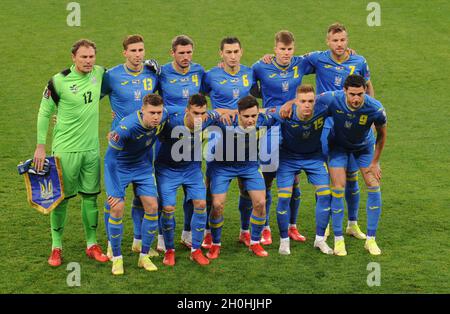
[267,103,330,157]
[304,50,371,94]
[202,65,256,109]
[158,62,205,107]
[102,64,159,130]
[252,56,314,108]
[317,91,386,152]
[107,109,169,165]
[156,110,221,167]
[210,113,277,165]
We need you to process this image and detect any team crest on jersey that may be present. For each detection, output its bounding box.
[232,88,240,99]
[111,131,120,143]
[43,87,50,99]
[182,88,189,99]
[344,121,353,129]
[134,90,141,101]
[334,76,343,86]
[69,84,78,94]
[302,131,310,139]
[282,81,289,92]
[91,77,97,85]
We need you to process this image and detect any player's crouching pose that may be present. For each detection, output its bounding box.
[266,85,333,255]
[207,96,278,259]
[318,75,387,256]
[104,94,168,275]
[155,94,226,266]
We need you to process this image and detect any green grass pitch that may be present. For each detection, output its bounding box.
[0,0,449,294]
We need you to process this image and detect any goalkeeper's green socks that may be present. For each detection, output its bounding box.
[50,199,68,249]
[81,194,99,247]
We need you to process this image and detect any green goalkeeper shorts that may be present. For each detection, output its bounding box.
[53,149,101,198]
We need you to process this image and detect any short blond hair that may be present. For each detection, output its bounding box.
[275,30,295,45]
[296,84,315,95]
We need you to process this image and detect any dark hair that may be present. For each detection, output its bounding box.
[327,22,347,35]
[296,84,315,95]
[220,37,241,51]
[142,94,163,106]
[171,35,194,51]
[188,94,207,107]
[123,34,144,50]
[275,30,295,45]
[238,95,259,112]
[71,39,96,55]
[344,74,367,89]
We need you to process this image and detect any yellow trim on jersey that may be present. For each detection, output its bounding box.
[224,65,240,76]
[122,64,143,77]
[271,59,290,72]
[171,61,190,75]
[331,51,350,64]
[109,143,123,151]
[344,96,365,112]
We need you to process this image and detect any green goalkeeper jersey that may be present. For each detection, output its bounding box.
[37,64,105,152]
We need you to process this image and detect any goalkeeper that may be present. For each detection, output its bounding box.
[33,39,109,267]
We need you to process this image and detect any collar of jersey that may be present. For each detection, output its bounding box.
[344,96,365,112]
[224,65,241,76]
[71,64,90,77]
[123,64,143,77]
[328,50,350,64]
[172,62,190,75]
[271,59,291,71]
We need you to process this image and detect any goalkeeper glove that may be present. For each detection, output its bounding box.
[144,59,161,75]
[17,158,50,175]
